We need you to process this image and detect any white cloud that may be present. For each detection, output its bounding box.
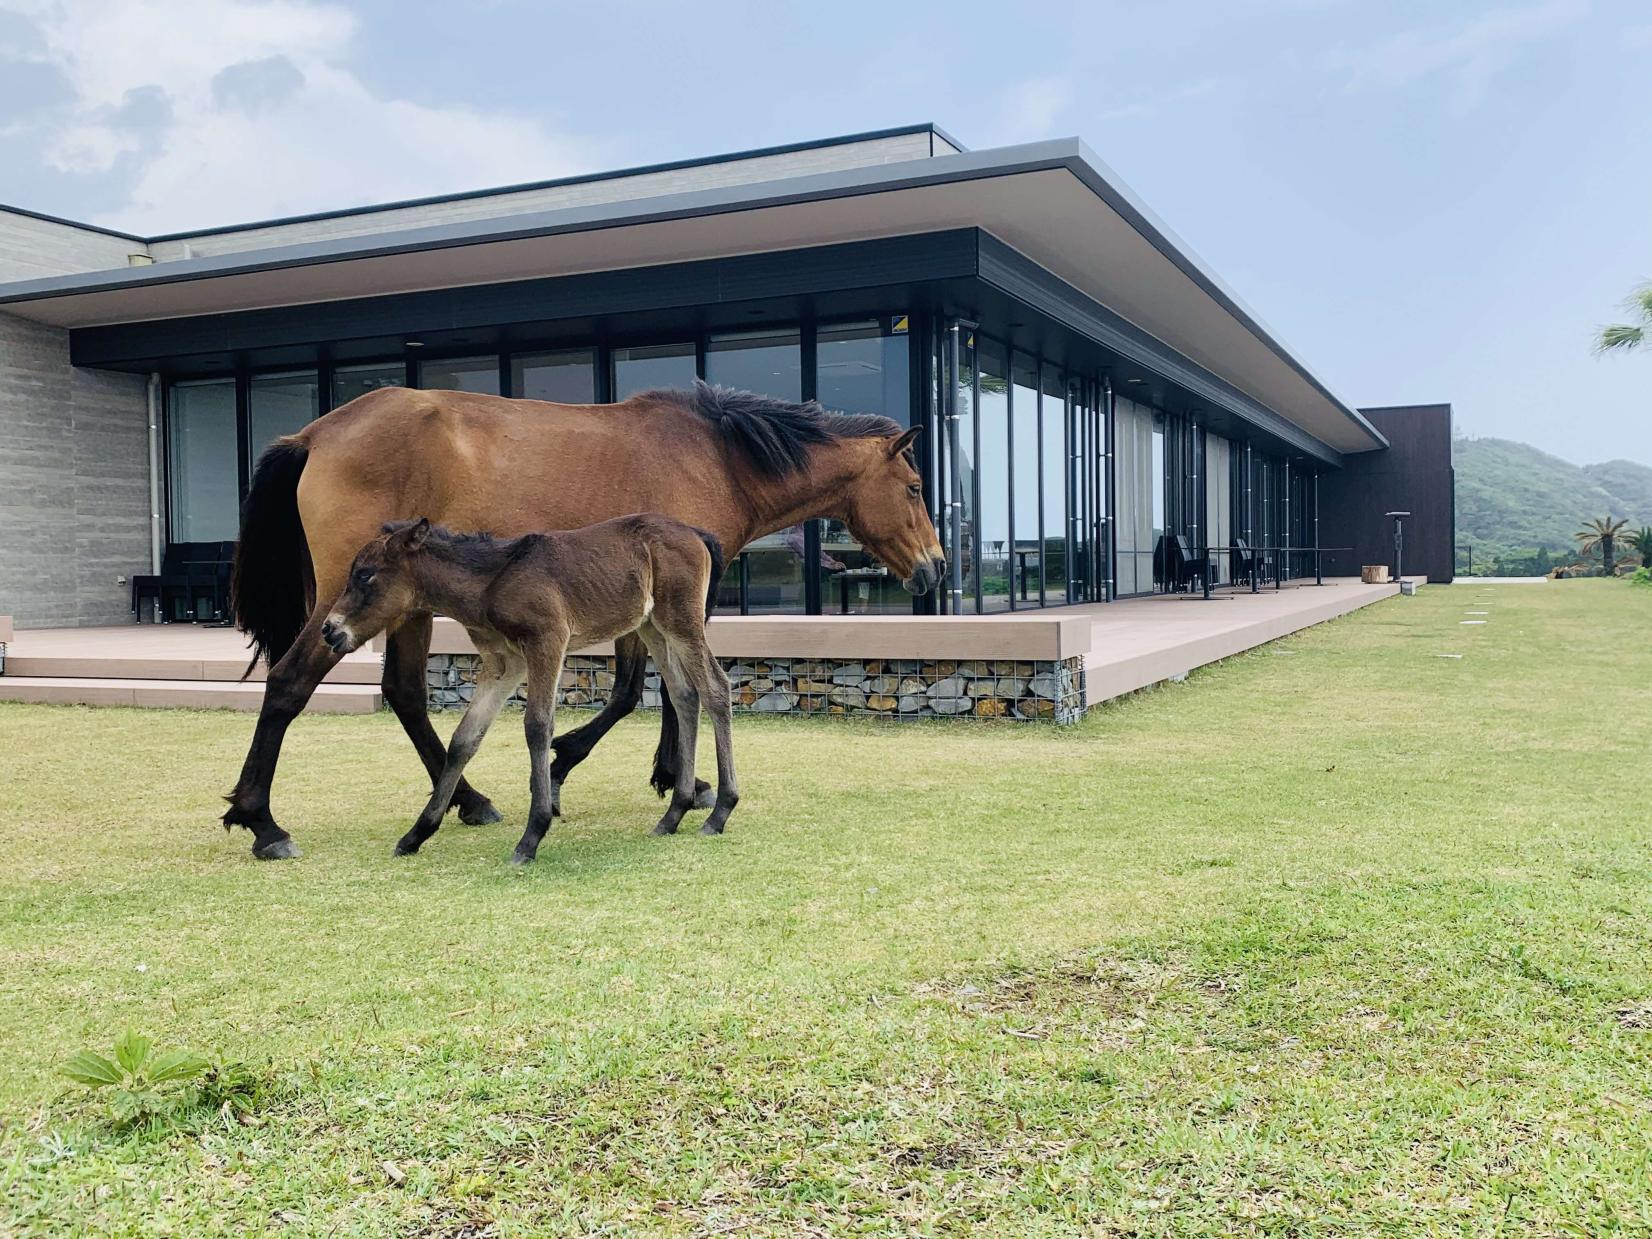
[985,75,1077,145]
[1325,0,1589,109]
[2,0,596,232]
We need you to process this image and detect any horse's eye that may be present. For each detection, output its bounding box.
[354,570,374,588]
[907,484,922,498]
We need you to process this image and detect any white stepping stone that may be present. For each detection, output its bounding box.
[1460,620,1486,625]
[1433,653,1464,659]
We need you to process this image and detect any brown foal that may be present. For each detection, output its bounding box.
[323,515,736,862]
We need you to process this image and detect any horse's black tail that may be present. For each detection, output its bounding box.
[231,438,312,679]
[694,528,727,618]
[649,527,727,799]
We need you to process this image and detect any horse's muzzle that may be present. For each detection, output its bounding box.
[903,555,947,595]
[320,618,355,655]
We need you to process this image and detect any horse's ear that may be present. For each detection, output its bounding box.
[886,426,921,460]
[405,517,431,551]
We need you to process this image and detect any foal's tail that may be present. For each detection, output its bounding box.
[231,438,313,677]
[692,528,726,619]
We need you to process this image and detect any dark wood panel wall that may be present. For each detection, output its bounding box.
[1318,404,1455,583]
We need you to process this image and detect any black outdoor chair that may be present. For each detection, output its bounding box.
[131,541,236,623]
[1230,538,1272,587]
[1154,534,1207,593]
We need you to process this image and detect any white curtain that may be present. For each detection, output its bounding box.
[1205,434,1232,583]
[1113,397,1156,595]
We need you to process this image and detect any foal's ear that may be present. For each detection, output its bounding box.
[886,426,921,460]
[403,517,431,551]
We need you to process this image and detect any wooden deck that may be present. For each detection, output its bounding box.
[0,578,1401,714]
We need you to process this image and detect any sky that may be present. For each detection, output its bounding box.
[1,0,1648,466]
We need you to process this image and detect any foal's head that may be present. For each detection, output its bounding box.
[322,518,432,654]
[841,428,947,595]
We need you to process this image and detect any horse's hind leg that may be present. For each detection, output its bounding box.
[638,627,700,836]
[394,658,521,856]
[689,645,739,836]
[383,616,502,826]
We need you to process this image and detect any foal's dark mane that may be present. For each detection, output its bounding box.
[642,380,902,477]
[383,521,539,575]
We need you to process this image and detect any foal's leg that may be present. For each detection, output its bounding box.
[393,657,522,856]
[511,638,568,866]
[549,632,713,813]
[382,615,502,826]
[639,628,701,836]
[689,645,740,836]
[222,608,343,860]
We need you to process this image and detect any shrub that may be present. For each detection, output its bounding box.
[61,1030,262,1131]
[1630,567,1652,588]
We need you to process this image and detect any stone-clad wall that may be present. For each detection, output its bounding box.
[428,652,1086,724]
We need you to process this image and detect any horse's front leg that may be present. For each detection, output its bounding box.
[382,615,502,826]
[394,660,521,856]
[512,637,568,866]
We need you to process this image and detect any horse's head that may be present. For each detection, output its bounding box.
[840,427,946,596]
[322,518,431,654]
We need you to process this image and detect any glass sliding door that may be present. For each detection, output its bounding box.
[1041,366,1067,604]
[1011,353,1041,606]
[419,355,500,395]
[1112,396,1155,596]
[612,342,696,400]
[977,339,1011,611]
[1205,433,1233,582]
[512,349,596,403]
[707,330,805,613]
[247,370,318,470]
[167,379,239,543]
[816,318,913,614]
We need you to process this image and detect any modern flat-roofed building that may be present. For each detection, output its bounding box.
[0,124,1452,715]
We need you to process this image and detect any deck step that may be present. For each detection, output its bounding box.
[0,677,382,714]
[2,653,382,684]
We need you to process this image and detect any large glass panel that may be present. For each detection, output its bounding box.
[946,329,978,612]
[1068,379,1091,602]
[247,371,317,471]
[1040,366,1067,604]
[707,330,804,613]
[419,355,499,395]
[613,342,696,400]
[705,329,802,400]
[817,318,910,421]
[332,362,404,408]
[1011,354,1042,606]
[167,379,239,543]
[1113,397,1155,595]
[512,349,595,403]
[815,318,913,614]
[1206,433,1233,583]
[977,340,1010,611]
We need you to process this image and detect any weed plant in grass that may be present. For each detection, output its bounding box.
[1,581,1649,1235]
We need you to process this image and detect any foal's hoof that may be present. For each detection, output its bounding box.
[252,838,301,861]
[699,822,726,836]
[393,841,421,857]
[509,849,535,867]
[456,798,503,827]
[651,819,680,837]
[691,782,716,811]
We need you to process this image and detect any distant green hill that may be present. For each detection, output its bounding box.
[1452,438,1652,570]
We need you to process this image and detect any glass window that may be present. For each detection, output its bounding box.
[977,340,1010,611]
[706,330,804,613]
[1011,354,1042,606]
[816,318,910,422]
[512,349,595,403]
[613,342,696,400]
[247,371,318,471]
[332,362,404,408]
[167,379,239,543]
[948,330,978,611]
[1041,366,1067,604]
[419,355,499,395]
[705,329,801,401]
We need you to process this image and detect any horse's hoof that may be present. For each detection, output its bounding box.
[691,782,716,811]
[393,841,420,857]
[651,820,680,836]
[699,822,726,836]
[252,838,301,861]
[510,850,535,866]
[457,799,503,827]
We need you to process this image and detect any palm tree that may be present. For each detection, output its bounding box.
[1628,526,1652,570]
[1576,516,1630,575]
[1596,283,1652,354]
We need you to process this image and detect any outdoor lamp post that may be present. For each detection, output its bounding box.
[1386,511,1410,588]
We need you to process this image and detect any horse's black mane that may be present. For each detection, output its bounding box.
[641,380,902,477]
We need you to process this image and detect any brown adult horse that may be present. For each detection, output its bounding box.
[223,381,944,859]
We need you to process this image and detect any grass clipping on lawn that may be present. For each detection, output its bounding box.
[1,580,1650,1236]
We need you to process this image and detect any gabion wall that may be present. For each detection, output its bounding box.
[427,653,1086,724]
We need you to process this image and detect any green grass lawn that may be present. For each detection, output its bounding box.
[2,581,1650,1236]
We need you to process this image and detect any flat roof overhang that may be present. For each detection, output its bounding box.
[0,140,1386,455]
